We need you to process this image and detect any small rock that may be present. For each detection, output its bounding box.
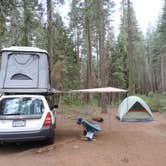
[36,148,43,154]
[48,146,55,151]
[92,117,104,122]
[121,157,129,163]
[73,145,79,149]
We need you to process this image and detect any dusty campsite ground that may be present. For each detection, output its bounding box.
[0,108,166,166]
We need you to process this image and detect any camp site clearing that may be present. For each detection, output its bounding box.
[0,108,165,166]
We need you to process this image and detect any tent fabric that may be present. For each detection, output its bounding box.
[0,47,51,94]
[3,53,39,88]
[68,87,128,93]
[1,46,47,53]
[117,96,153,121]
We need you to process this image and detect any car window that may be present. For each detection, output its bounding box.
[0,97,43,115]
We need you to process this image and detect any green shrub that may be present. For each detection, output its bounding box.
[61,95,82,106]
[138,93,166,112]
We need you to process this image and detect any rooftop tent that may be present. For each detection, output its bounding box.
[0,46,52,94]
[117,96,153,122]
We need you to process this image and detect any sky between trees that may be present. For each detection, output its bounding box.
[59,0,163,34]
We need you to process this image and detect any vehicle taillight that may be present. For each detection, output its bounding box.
[43,112,52,127]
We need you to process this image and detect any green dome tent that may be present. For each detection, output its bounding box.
[117,96,153,122]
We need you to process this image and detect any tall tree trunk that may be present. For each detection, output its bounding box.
[84,15,92,103]
[0,8,6,49]
[98,0,108,113]
[86,17,92,89]
[127,0,135,95]
[51,55,63,106]
[76,28,80,62]
[160,53,165,92]
[47,0,56,106]
[47,0,54,68]
[10,0,17,46]
[22,0,29,46]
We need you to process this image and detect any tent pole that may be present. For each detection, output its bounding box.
[127,92,129,117]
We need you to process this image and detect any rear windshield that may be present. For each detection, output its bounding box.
[0,97,43,115]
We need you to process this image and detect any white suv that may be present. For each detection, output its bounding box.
[0,95,56,144]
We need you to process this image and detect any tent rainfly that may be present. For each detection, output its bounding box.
[117,96,153,122]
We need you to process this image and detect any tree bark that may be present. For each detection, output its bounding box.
[47,0,54,68]
[84,13,92,103]
[160,53,165,92]
[0,4,6,49]
[22,0,29,46]
[98,0,108,113]
[10,0,17,46]
[127,0,135,95]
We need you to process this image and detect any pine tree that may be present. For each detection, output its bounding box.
[20,0,39,46]
[158,0,166,92]
[0,0,12,48]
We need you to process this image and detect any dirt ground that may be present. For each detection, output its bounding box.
[0,109,166,166]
